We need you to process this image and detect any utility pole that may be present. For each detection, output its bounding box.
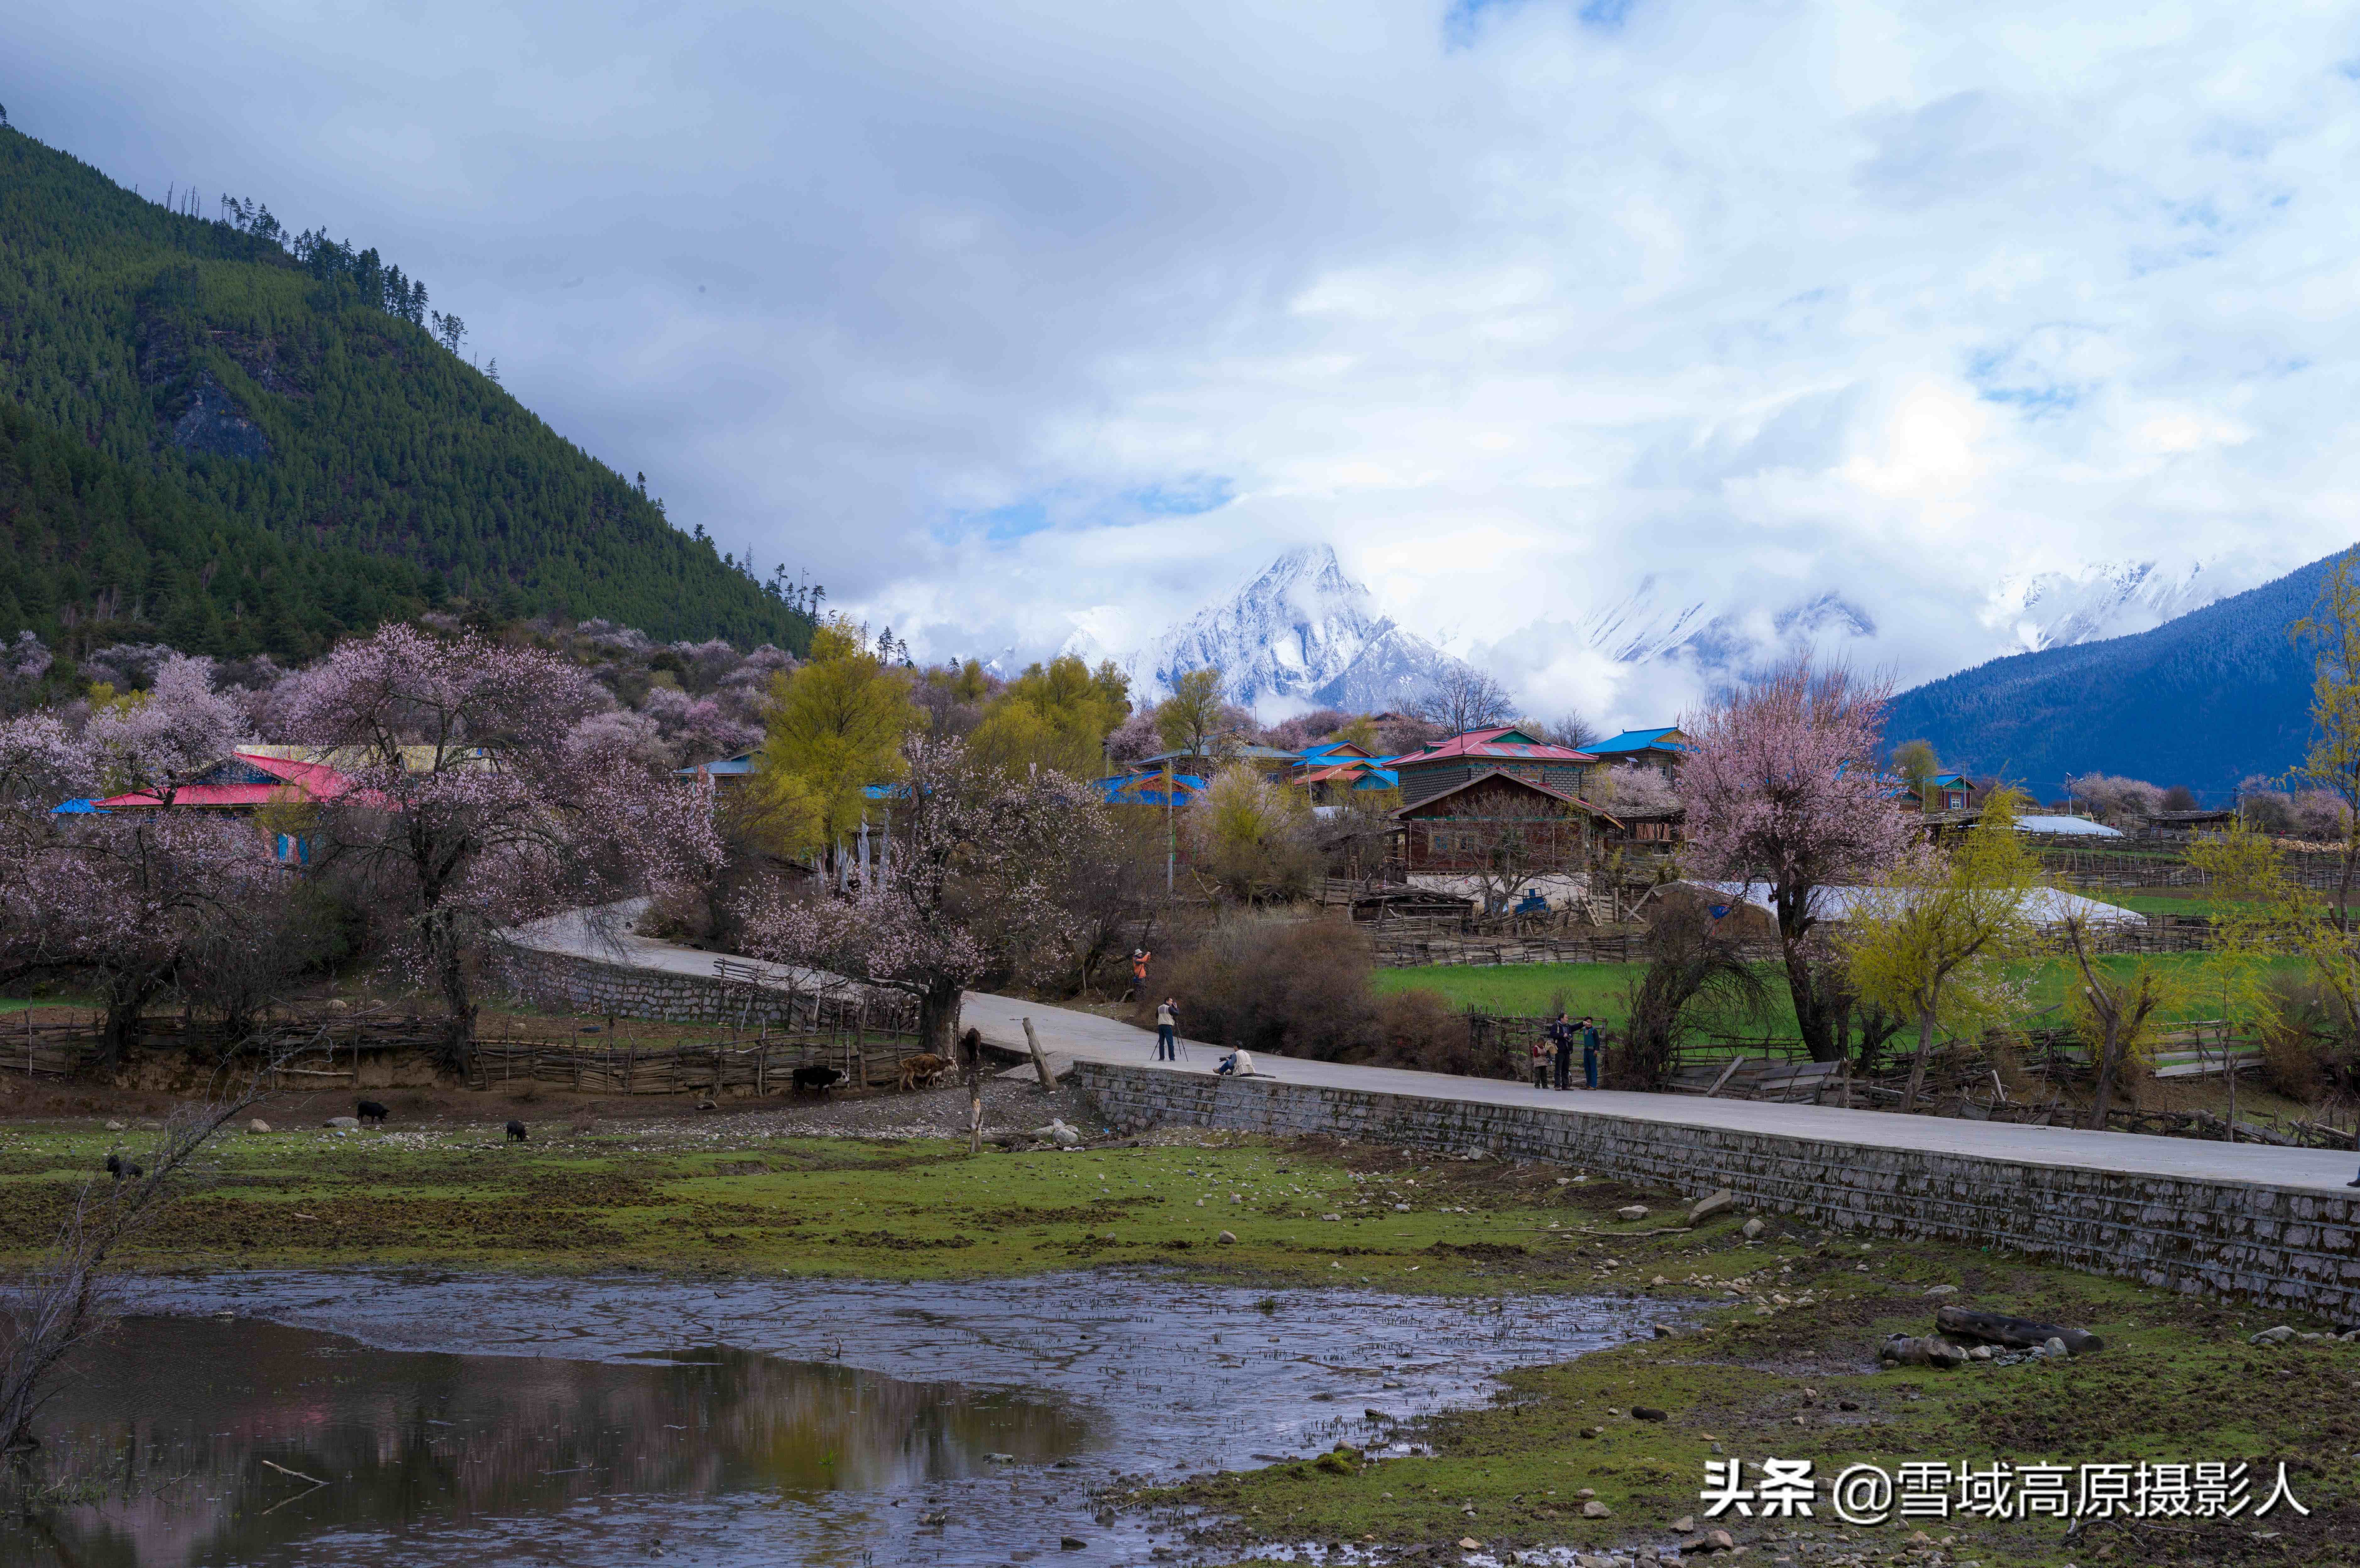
[1164,758,1175,897]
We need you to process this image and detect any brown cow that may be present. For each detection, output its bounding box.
[898,1053,949,1092]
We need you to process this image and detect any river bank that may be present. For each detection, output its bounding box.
[2,1103,2354,1567]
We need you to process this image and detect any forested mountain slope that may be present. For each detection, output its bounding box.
[0,126,812,656]
[1883,549,2344,799]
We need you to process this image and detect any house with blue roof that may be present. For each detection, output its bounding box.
[675,751,758,792]
[1585,726,1688,780]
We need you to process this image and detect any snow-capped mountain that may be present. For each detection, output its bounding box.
[1560,579,1878,674]
[1988,560,2218,651]
[1137,544,1475,713]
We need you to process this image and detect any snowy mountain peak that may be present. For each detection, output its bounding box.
[1989,560,2216,651]
[1142,544,1472,715]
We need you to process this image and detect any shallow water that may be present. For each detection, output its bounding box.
[4,1272,1673,1568]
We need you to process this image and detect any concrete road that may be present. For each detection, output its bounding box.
[503,907,2360,1195]
[963,991,2360,1195]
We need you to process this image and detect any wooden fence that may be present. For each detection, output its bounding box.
[469,1032,928,1095]
[0,1001,929,1097]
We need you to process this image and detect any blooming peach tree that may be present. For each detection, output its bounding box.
[277,625,720,1060]
[0,664,282,1059]
[736,734,1106,1058]
[1678,657,1916,1063]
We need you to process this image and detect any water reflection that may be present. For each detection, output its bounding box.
[13,1319,1087,1568]
[2,1274,1674,1568]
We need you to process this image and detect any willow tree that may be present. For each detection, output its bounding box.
[1838,788,2042,1110]
[966,654,1130,778]
[2291,547,2360,930]
[2055,911,2186,1131]
[748,617,916,868]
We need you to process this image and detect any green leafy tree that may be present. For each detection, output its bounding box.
[2290,548,2360,929]
[1188,764,1317,902]
[748,618,915,867]
[1889,738,1940,801]
[967,655,1130,778]
[1157,668,1237,762]
[1838,787,2041,1109]
[2190,819,2358,1047]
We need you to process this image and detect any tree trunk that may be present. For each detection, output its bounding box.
[1902,1008,1936,1112]
[918,979,963,1059]
[2090,1021,2122,1130]
[95,973,160,1070]
[1781,937,1842,1063]
[430,920,477,1073]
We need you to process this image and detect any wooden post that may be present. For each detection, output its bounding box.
[1024,1017,1056,1091]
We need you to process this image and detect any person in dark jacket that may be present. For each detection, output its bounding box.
[1547,1012,1577,1091]
[1581,1017,1602,1090]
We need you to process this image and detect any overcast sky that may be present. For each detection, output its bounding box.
[12,2,2360,722]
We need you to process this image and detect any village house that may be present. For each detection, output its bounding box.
[675,749,757,793]
[91,748,360,863]
[1391,767,1620,911]
[1392,726,1597,804]
[1584,726,1688,779]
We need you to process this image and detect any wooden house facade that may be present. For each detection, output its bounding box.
[1392,770,1617,874]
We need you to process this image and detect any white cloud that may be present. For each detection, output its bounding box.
[13,0,2360,726]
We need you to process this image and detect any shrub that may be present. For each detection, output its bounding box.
[1146,914,1462,1068]
[1186,766,1320,903]
[2256,972,2340,1098]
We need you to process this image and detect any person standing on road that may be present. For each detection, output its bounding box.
[1154,997,1179,1062]
[1131,948,1152,999]
[1581,1016,1602,1090]
[1547,1011,1576,1091]
[1529,1033,1550,1089]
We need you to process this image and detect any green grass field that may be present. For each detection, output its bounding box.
[1372,952,2313,1030]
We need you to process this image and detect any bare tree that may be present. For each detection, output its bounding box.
[1535,712,1600,750]
[1,1047,313,1465]
[1413,666,1516,737]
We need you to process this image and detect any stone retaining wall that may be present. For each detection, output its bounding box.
[1072,1061,2360,1321]
[493,944,811,1029]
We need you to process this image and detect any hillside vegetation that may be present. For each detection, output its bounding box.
[0,126,813,657]
[1884,550,2338,797]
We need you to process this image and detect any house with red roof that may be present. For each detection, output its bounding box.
[96,749,359,864]
[1393,726,1598,806]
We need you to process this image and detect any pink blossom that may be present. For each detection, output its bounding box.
[736,734,1106,1052]
[283,626,721,1055]
[1678,657,1914,1060]
[85,655,243,806]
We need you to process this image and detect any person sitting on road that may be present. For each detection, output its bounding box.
[1217,1048,1257,1077]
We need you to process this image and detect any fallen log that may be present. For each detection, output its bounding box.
[1936,1305,2104,1355]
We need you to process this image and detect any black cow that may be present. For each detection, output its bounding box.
[105,1153,143,1181]
[355,1100,390,1126]
[790,1064,844,1097]
[505,1120,528,1142]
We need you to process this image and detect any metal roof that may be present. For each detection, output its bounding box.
[96,750,357,812]
[675,751,759,778]
[1587,727,1687,755]
[1396,727,1596,765]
